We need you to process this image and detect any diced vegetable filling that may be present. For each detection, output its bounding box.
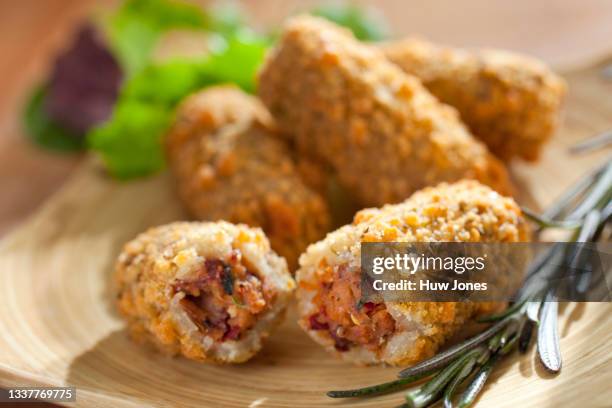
[173,254,270,342]
[307,264,395,351]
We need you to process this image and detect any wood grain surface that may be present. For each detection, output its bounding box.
[0,60,610,407]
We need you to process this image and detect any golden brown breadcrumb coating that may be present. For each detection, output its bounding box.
[165,86,330,269]
[296,180,529,366]
[382,38,566,161]
[258,16,513,207]
[115,221,295,363]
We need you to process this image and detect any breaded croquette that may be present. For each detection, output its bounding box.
[382,38,566,161]
[165,86,330,269]
[115,221,295,363]
[258,16,513,207]
[296,180,529,366]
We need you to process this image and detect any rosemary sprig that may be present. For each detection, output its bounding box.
[443,355,479,408]
[327,162,611,407]
[569,130,612,155]
[327,370,432,398]
[518,319,536,352]
[397,319,509,379]
[521,207,581,230]
[404,347,485,408]
[542,159,608,221]
[476,298,526,323]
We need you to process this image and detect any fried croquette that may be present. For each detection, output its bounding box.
[296,180,529,366]
[115,221,295,363]
[165,85,330,269]
[382,38,566,161]
[258,16,513,207]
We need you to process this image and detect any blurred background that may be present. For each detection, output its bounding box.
[1,0,612,235]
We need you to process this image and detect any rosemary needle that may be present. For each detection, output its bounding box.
[526,301,541,323]
[593,201,612,241]
[518,319,536,353]
[443,357,478,408]
[568,163,612,220]
[456,354,499,408]
[398,319,508,378]
[542,160,607,221]
[327,370,432,398]
[569,130,612,155]
[405,348,484,408]
[537,294,562,373]
[522,207,581,229]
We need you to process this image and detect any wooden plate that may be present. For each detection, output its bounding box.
[0,62,611,407]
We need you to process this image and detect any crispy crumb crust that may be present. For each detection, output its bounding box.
[115,221,295,363]
[258,16,513,207]
[296,180,530,366]
[382,38,566,161]
[165,86,330,269]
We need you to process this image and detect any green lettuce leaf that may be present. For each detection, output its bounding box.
[87,101,171,179]
[87,35,269,179]
[200,33,269,93]
[312,3,390,41]
[107,0,244,75]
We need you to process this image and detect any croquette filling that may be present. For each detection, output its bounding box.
[173,253,271,342]
[307,264,396,352]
